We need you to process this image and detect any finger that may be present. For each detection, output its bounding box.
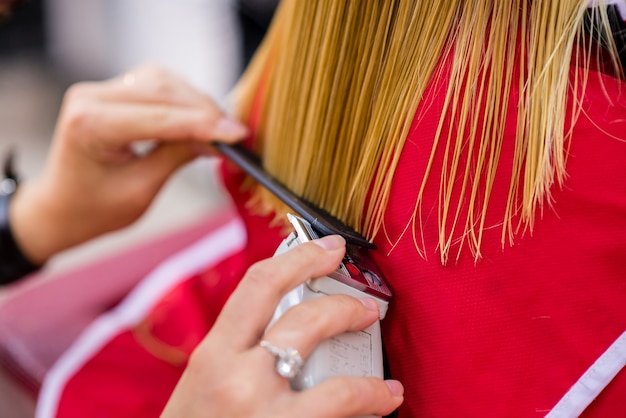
[127,141,198,186]
[82,64,213,108]
[211,236,346,350]
[68,101,248,150]
[260,295,380,360]
[295,376,404,418]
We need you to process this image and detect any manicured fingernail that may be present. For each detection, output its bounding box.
[359,298,379,312]
[312,235,345,250]
[214,117,249,138]
[385,380,404,397]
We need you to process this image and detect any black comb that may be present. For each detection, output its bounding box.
[215,142,376,249]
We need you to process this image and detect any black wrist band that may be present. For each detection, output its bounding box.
[1,151,41,285]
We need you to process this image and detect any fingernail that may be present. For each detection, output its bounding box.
[385,380,404,397]
[214,117,249,138]
[359,298,379,312]
[312,235,345,250]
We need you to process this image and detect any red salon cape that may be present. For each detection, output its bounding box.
[35,64,626,418]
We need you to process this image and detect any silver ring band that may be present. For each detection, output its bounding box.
[259,340,304,379]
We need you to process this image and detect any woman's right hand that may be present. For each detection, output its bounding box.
[161,235,404,418]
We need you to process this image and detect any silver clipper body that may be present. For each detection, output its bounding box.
[271,214,392,417]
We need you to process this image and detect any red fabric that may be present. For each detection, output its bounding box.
[50,55,626,417]
[53,204,285,418]
[372,64,626,416]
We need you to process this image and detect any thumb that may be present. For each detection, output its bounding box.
[132,142,197,188]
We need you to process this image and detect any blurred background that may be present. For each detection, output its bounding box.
[0,0,277,416]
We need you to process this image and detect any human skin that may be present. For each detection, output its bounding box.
[6,63,405,417]
[161,235,404,418]
[9,64,249,265]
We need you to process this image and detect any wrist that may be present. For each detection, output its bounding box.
[9,180,74,265]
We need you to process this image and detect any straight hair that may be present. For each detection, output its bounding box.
[233,0,620,264]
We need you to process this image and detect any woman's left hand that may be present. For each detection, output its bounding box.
[10,64,248,264]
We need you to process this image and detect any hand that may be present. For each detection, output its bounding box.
[9,64,249,264]
[161,235,404,418]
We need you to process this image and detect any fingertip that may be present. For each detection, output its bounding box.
[359,297,380,313]
[385,380,404,398]
[312,235,346,251]
[213,117,249,140]
[381,380,404,416]
[303,376,404,417]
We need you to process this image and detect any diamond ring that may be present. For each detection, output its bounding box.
[259,340,304,379]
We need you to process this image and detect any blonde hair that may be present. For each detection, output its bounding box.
[234,0,620,264]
